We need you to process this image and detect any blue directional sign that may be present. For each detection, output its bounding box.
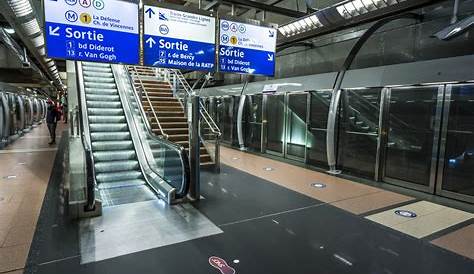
[218,20,277,77]
[44,0,139,64]
[143,6,216,71]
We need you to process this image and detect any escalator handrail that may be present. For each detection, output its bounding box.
[120,65,190,199]
[75,61,96,211]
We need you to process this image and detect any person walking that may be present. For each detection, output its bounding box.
[46,99,60,145]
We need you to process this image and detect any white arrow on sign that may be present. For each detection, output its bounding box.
[49,26,60,37]
[146,37,156,48]
[267,54,274,62]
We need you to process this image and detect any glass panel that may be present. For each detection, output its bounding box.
[337,88,381,178]
[231,96,240,146]
[308,90,332,167]
[222,97,233,143]
[384,87,439,186]
[286,93,307,159]
[442,84,474,197]
[244,94,262,152]
[266,94,285,154]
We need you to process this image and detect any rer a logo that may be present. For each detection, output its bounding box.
[93,0,104,10]
[159,24,169,35]
[65,10,78,23]
[230,23,238,32]
[79,0,91,8]
[65,0,78,6]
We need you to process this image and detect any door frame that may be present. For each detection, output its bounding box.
[380,85,445,194]
[435,84,474,203]
[262,91,308,162]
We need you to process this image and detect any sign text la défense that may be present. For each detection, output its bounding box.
[44,0,139,64]
[219,20,277,77]
[143,6,216,71]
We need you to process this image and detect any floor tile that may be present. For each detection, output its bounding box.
[366,201,473,238]
[431,224,474,260]
[0,244,29,272]
[331,191,414,215]
[3,225,36,247]
[220,147,381,203]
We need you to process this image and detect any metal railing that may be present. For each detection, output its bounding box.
[128,66,169,139]
[159,68,221,170]
[119,65,190,200]
[75,62,96,211]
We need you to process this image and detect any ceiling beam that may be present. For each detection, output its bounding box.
[221,0,306,18]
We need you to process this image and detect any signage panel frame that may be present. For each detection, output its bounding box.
[142,2,217,72]
[217,16,278,77]
[43,0,140,65]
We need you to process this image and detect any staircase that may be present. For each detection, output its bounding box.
[82,62,156,206]
[128,66,214,167]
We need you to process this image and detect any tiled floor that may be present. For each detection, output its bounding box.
[220,147,414,213]
[0,122,65,273]
[431,224,474,260]
[366,201,473,238]
[220,146,474,256]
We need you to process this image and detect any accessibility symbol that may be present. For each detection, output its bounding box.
[79,0,91,8]
[93,0,104,10]
[80,13,92,24]
[65,10,78,23]
[65,0,78,6]
[230,36,238,45]
[221,34,229,44]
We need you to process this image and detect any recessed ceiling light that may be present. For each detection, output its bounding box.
[4,28,15,34]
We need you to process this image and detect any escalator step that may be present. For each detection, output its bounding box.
[88,108,124,116]
[85,88,118,95]
[87,101,122,108]
[88,115,126,124]
[84,76,115,83]
[94,150,136,162]
[89,123,128,132]
[83,71,113,78]
[86,94,120,102]
[92,140,134,151]
[94,160,139,173]
[85,82,116,89]
[83,67,112,73]
[96,170,143,183]
[97,179,146,190]
[91,132,131,141]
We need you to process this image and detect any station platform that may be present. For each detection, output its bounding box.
[0,122,66,274]
[1,131,471,274]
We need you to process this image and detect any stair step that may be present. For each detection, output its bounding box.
[84,76,115,83]
[157,111,185,117]
[97,179,146,190]
[87,101,122,108]
[93,150,136,162]
[94,160,139,173]
[91,132,131,141]
[92,140,134,151]
[89,123,128,132]
[85,88,118,95]
[88,115,126,123]
[88,108,124,116]
[96,170,143,183]
[86,94,120,102]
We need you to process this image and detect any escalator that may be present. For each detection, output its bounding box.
[77,62,190,208]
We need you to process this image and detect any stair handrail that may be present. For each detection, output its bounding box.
[167,69,221,137]
[116,66,190,202]
[75,61,96,211]
[128,66,169,139]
